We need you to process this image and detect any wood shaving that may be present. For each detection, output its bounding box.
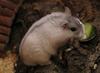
[0,52,16,73]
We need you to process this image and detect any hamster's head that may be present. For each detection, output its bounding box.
[63,7,85,40]
[65,16,85,39]
[45,10,84,42]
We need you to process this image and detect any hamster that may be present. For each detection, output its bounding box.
[19,7,85,65]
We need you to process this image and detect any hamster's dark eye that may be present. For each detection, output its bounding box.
[70,27,77,31]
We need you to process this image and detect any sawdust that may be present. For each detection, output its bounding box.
[0,51,16,73]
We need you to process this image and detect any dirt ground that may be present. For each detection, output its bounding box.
[0,0,100,73]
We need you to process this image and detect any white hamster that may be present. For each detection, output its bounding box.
[19,7,84,66]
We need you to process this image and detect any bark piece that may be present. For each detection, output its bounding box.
[0,16,12,27]
[0,0,17,11]
[0,6,14,17]
[0,25,11,35]
[0,0,24,51]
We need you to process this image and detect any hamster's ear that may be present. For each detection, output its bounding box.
[65,7,72,16]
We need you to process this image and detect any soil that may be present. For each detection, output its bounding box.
[0,0,100,73]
